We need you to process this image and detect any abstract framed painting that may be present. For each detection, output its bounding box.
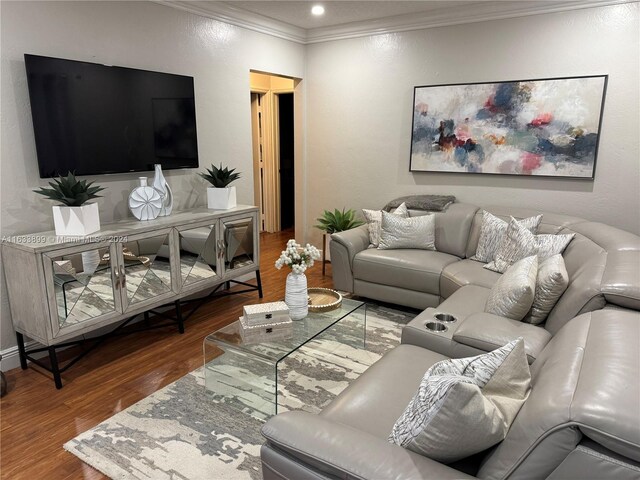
[409,75,607,178]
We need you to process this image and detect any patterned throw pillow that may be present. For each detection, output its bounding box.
[389,339,531,463]
[378,210,436,250]
[485,255,538,321]
[472,212,542,263]
[485,218,538,273]
[535,234,575,260]
[485,218,576,273]
[523,254,569,325]
[362,203,408,248]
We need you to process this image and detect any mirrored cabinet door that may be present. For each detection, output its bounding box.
[178,224,219,288]
[44,243,119,334]
[221,215,256,274]
[120,232,174,309]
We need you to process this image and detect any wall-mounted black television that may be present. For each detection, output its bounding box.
[25,54,199,178]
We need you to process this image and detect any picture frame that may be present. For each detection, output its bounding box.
[409,75,608,179]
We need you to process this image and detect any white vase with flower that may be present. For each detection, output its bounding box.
[275,239,321,320]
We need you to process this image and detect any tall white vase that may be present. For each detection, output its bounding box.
[152,164,173,216]
[285,272,308,320]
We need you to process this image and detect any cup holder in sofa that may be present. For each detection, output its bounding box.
[425,321,447,333]
[434,313,457,323]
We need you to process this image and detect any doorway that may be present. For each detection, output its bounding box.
[250,72,295,233]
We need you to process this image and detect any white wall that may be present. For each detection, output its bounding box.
[0,1,305,352]
[304,3,640,246]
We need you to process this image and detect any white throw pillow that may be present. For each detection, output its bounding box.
[362,203,408,248]
[389,339,531,464]
[485,217,538,273]
[378,210,436,250]
[472,212,542,263]
[523,254,569,325]
[485,217,576,273]
[535,234,575,261]
[485,255,539,321]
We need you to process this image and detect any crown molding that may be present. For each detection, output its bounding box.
[153,0,636,45]
[305,0,635,44]
[152,0,308,43]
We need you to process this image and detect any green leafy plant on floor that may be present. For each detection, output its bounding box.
[33,172,105,207]
[200,163,242,188]
[314,208,364,234]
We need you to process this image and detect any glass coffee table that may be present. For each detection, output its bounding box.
[203,298,366,418]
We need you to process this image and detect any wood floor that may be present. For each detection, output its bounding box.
[0,229,334,480]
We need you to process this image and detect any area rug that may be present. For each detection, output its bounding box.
[64,303,415,480]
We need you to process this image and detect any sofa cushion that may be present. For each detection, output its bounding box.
[363,203,408,248]
[440,259,501,298]
[472,211,542,263]
[389,339,530,463]
[321,344,449,439]
[378,210,435,250]
[524,254,569,325]
[485,256,538,321]
[353,249,459,294]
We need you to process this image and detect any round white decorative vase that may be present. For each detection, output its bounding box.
[129,177,162,221]
[152,164,173,216]
[285,272,308,320]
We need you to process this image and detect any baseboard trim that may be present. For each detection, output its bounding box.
[0,341,43,372]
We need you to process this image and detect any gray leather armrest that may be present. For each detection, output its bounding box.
[331,225,370,267]
[452,312,552,363]
[601,250,640,310]
[262,411,475,480]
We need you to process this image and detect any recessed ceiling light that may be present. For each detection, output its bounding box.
[311,5,325,16]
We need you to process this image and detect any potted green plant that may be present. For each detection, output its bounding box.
[314,208,364,234]
[34,172,105,236]
[314,208,364,261]
[200,163,241,210]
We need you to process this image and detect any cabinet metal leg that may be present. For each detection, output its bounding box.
[175,300,184,334]
[16,332,27,370]
[256,269,263,298]
[48,346,63,389]
[225,281,231,291]
[144,311,150,327]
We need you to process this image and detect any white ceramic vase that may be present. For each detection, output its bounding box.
[207,186,237,210]
[285,272,308,320]
[153,164,173,216]
[52,202,100,236]
[129,177,162,221]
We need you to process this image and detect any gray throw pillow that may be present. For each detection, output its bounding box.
[485,217,538,273]
[363,203,408,248]
[535,233,575,261]
[389,338,531,464]
[378,210,435,250]
[485,255,539,321]
[485,218,576,273]
[472,212,542,263]
[523,254,569,325]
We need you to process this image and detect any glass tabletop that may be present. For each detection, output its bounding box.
[203,297,367,418]
[204,297,365,364]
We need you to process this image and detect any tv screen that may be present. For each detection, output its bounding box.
[24,54,199,178]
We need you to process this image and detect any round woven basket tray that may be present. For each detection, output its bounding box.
[307,287,342,312]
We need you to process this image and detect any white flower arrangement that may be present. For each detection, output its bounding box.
[275,239,321,275]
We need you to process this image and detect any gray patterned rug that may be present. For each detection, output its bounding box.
[64,303,415,479]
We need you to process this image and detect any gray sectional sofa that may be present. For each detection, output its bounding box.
[260,203,640,479]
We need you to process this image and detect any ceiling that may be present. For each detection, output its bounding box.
[155,0,631,43]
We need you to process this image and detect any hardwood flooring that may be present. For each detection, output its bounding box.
[0,229,333,480]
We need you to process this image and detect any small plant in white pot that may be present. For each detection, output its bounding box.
[200,163,241,210]
[34,172,105,236]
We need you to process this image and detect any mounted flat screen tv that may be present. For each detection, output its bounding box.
[25,54,199,178]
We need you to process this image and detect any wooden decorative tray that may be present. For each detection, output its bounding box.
[308,288,343,312]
